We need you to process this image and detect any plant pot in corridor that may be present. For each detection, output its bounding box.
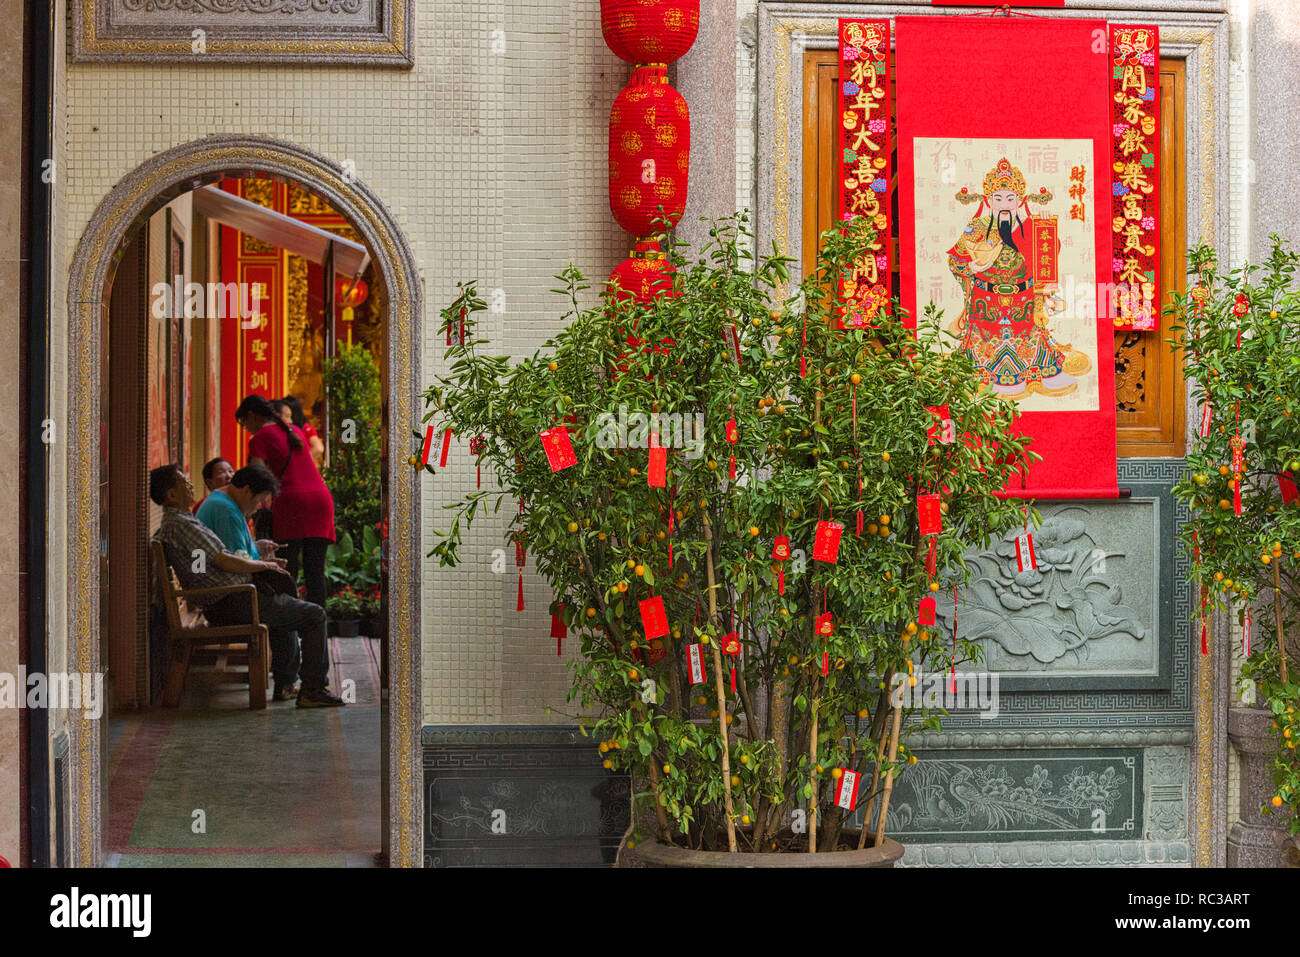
[617,830,904,868]
[333,618,361,638]
[359,615,387,638]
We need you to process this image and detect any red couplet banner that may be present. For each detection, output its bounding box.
[895,15,1118,499]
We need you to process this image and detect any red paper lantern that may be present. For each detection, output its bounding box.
[609,65,690,237]
[335,277,369,309]
[609,239,676,303]
[601,0,699,65]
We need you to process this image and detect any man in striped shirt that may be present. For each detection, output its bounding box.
[150,463,344,708]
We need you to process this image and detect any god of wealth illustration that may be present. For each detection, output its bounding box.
[947,157,1091,399]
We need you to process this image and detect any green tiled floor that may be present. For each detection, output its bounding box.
[107,637,381,867]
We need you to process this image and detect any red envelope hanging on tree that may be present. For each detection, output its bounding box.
[648,446,667,487]
[917,494,942,535]
[813,521,843,563]
[834,768,861,812]
[540,427,577,471]
[926,404,955,445]
[918,595,936,627]
[645,641,667,665]
[687,643,707,684]
[639,595,669,640]
[724,324,742,365]
[1280,472,1298,505]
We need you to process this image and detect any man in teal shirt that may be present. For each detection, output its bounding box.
[196,464,282,560]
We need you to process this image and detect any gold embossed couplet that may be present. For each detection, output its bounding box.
[1108,24,1160,332]
[836,18,892,331]
[893,15,1118,499]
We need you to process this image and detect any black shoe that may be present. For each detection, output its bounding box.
[297,687,346,708]
[272,682,299,702]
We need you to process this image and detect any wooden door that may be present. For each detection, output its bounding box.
[802,51,1187,457]
[104,228,150,710]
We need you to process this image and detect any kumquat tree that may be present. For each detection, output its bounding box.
[1172,235,1300,833]
[419,213,1032,854]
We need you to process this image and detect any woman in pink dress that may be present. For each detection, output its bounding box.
[236,394,336,609]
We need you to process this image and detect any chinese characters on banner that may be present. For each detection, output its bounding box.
[1109,24,1160,332]
[1068,164,1087,222]
[1031,218,1059,285]
[836,19,892,329]
[241,265,276,403]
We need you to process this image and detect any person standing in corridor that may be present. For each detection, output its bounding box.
[235,394,336,610]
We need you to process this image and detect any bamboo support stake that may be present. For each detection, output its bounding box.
[701,511,738,852]
[1274,559,1289,685]
[857,716,892,850]
[872,702,904,848]
[808,697,820,853]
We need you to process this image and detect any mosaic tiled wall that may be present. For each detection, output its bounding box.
[51,0,628,726]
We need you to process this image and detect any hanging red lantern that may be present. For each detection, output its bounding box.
[335,277,369,310]
[608,239,676,303]
[601,0,699,65]
[609,65,690,237]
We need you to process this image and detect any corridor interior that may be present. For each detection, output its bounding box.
[105,635,381,867]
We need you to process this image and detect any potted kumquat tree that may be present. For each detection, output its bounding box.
[420,214,1030,862]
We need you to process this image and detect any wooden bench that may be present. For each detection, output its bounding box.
[151,540,270,710]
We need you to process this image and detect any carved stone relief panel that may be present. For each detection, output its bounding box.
[937,494,1174,695]
[72,0,413,66]
[862,748,1144,844]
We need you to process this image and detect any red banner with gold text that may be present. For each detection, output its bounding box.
[1108,23,1160,332]
[836,18,891,329]
[896,15,1117,499]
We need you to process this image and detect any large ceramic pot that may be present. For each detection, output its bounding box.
[1227,706,1295,868]
[617,829,904,868]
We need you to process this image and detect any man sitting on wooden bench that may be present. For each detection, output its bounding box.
[150,463,345,709]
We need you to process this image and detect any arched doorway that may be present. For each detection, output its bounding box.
[65,136,422,867]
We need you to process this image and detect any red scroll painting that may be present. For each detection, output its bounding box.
[1108,24,1160,332]
[836,18,891,329]
[895,16,1117,499]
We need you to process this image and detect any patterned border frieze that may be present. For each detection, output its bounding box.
[913,728,1193,749]
[898,839,1191,867]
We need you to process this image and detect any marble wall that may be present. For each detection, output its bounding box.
[1252,0,1300,260]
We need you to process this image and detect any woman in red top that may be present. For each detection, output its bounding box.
[236,394,336,609]
[276,394,326,466]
